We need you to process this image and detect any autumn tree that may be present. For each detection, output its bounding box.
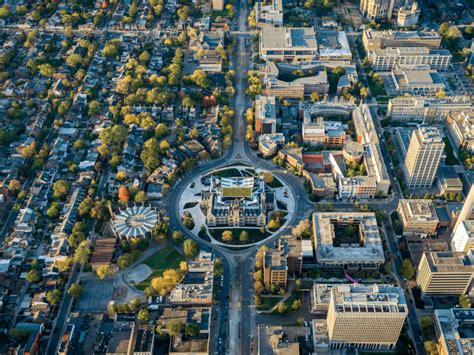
[221,230,233,242]
[96,264,115,279]
[67,283,84,299]
[118,185,130,203]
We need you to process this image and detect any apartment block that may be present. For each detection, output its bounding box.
[367,47,451,71]
[324,284,408,350]
[416,251,474,296]
[403,126,444,189]
[397,199,439,236]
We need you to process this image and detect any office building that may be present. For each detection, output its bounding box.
[362,30,442,51]
[397,2,420,27]
[360,0,395,20]
[416,251,474,296]
[367,47,451,71]
[451,186,474,252]
[387,96,472,123]
[397,199,439,236]
[403,127,444,189]
[323,284,408,350]
[316,30,352,61]
[434,308,474,355]
[259,27,318,61]
[312,212,385,269]
[437,166,463,195]
[387,68,446,96]
[255,95,277,135]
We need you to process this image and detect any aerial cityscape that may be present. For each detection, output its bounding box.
[0,0,474,354]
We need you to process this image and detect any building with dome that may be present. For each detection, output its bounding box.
[111,205,158,240]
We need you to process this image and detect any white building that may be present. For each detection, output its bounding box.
[367,47,451,71]
[258,133,285,157]
[254,0,283,27]
[360,0,395,20]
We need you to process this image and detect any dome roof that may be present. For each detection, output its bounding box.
[112,205,158,238]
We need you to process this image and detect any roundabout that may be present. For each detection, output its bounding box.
[177,164,296,248]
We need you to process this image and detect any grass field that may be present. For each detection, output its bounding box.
[134,246,185,291]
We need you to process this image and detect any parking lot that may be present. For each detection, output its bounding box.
[76,279,115,312]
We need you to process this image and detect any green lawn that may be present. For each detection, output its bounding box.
[134,247,185,291]
[256,296,283,311]
[208,228,268,245]
[214,168,242,178]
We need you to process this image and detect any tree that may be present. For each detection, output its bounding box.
[66,53,82,67]
[420,316,435,339]
[139,50,150,64]
[73,241,91,265]
[26,268,42,282]
[151,269,183,296]
[190,69,211,88]
[268,219,280,231]
[239,231,249,243]
[53,180,69,200]
[399,258,415,280]
[424,341,438,355]
[46,289,62,305]
[310,92,320,102]
[292,220,311,238]
[67,283,84,299]
[141,138,161,172]
[221,230,233,242]
[155,123,170,138]
[96,264,115,279]
[47,202,60,219]
[172,230,184,243]
[137,308,149,323]
[277,303,287,314]
[292,299,302,310]
[0,4,10,19]
[78,197,94,216]
[38,63,56,77]
[186,323,200,336]
[459,294,471,308]
[118,185,130,203]
[88,100,101,117]
[176,5,190,21]
[8,179,21,192]
[183,239,199,258]
[167,319,185,337]
[134,191,147,203]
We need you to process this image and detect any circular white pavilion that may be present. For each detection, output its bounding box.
[112,205,158,239]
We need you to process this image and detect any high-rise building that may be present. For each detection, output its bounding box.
[451,186,474,252]
[325,284,408,350]
[434,308,474,355]
[360,0,395,20]
[416,251,474,296]
[403,127,444,189]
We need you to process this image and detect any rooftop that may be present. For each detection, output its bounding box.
[261,27,317,50]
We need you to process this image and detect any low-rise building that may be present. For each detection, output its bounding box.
[302,116,346,145]
[437,166,463,195]
[387,68,446,96]
[416,251,474,296]
[90,237,116,271]
[254,0,283,27]
[397,199,439,236]
[312,212,385,269]
[259,26,318,61]
[316,30,352,61]
[257,325,310,355]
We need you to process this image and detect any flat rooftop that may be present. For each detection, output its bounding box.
[398,199,439,222]
[261,27,317,50]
